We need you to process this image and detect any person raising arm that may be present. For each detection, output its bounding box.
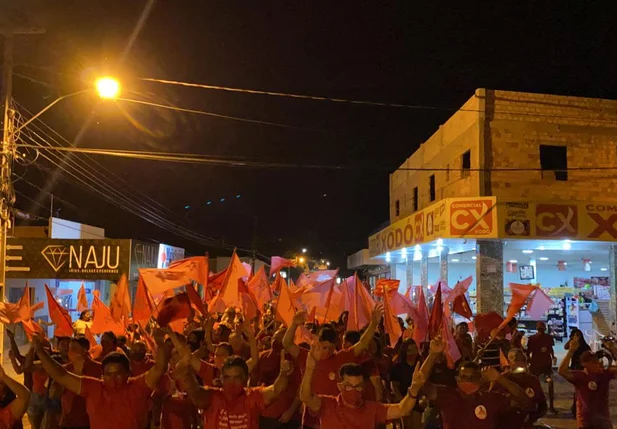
[300,344,425,428]
[0,363,31,427]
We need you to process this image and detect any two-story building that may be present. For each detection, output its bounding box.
[357,88,617,338]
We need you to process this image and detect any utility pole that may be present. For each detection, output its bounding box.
[0,28,44,353]
[250,216,258,273]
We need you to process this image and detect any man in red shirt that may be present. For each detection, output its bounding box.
[421,337,533,429]
[496,348,547,429]
[526,321,557,413]
[32,329,168,429]
[58,337,103,429]
[342,331,383,402]
[173,350,294,429]
[0,362,31,429]
[559,338,616,429]
[299,345,423,429]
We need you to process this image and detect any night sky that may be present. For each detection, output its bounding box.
[2,1,616,272]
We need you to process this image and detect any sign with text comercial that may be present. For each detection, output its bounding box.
[5,238,132,280]
[368,197,498,257]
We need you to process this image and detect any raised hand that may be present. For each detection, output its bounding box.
[409,364,426,395]
[153,328,166,346]
[279,351,294,376]
[292,311,307,326]
[429,336,445,354]
[371,304,385,324]
[570,338,580,352]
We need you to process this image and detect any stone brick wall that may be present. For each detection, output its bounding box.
[486,90,617,202]
[389,93,482,223]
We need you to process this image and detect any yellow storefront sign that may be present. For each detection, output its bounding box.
[368,197,497,257]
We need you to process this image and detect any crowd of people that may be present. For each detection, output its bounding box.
[0,300,616,429]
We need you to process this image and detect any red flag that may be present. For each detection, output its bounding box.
[452,294,473,319]
[498,283,535,330]
[85,326,97,351]
[139,268,191,296]
[186,283,207,316]
[374,279,400,296]
[91,295,125,336]
[413,287,429,346]
[428,284,443,340]
[383,292,402,348]
[77,283,89,312]
[404,286,412,299]
[156,292,192,327]
[208,294,227,314]
[296,276,339,322]
[138,322,158,355]
[208,269,228,291]
[447,277,474,319]
[110,274,131,327]
[307,306,317,323]
[350,274,376,330]
[169,256,209,286]
[220,252,259,319]
[295,270,338,289]
[474,311,504,343]
[441,317,461,369]
[22,319,45,341]
[44,284,73,337]
[247,266,272,310]
[133,276,155,324]
[275,277,296,327]
[30,301,44,317]
[526,288,554,319]
[390,292,420,321]
[270,256,296,275]
[17,283,31,322]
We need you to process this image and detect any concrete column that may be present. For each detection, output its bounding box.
[609,245,617,330]
[439,246,449,284]
[390,264,397,280]
[421,252,429,292]
[475,240,504,314]
[406,258,414,289]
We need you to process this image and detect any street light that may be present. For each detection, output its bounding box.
[95,77,121,99]
[298,257,306,264]
[302,248,307,254]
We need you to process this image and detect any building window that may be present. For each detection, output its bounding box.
[413,187,418,212]
[462,150,471,177]
[395,200,400,217]
[540,145,568,181]
[429,175,435,202]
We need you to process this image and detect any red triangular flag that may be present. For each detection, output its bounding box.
[275,277,296,327]
[208,294,227,314]
[156,292,192,327]
[133,275,154,324]
[77,283,89,312]
[85,326,97,351]
[44,284,73,337]
[110,274,131,327]
[30,301,44,318]
[307,306,317,323]
[209,268,228,291]
[474,311,504,344]
[139,268,191,296]
[17,282,31,322]
[22,319,45,341]
[441,317,461,369]
[414,287,429,346]
[526,288,554,319]
[500,348,509,369]
[91,295,125,336]
[168,256,209,286]
[270,256,296,275]
[382,287,403,348]
[247,266,272,311]
[498,284,535,330]
[452,294,473,319]
[186,283,207,316]
[428,284,443,340]
[374,279,400,296]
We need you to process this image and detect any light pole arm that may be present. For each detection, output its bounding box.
[12,89,91,135]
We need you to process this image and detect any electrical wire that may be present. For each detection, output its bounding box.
[140,77,617,124]
[14,143,617,173]
[115,98,343,134]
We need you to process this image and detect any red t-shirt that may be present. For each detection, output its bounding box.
[317,395,388,429]
[311,349,359,396]
[0,407,14,429]
[253,349,302,419]
[526,333,554,372]
[60,359,103,428]
[496,371,546,429]
[434,385,510,429]
[32,369,49,395]
[568,369,614,428]
[360,360,381,401]
[203,387,265,429]
[80,375,153,429]
[130,358,155,377]
[157,372,198,429]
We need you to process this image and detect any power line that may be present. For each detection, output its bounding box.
[140,77,617,123]
[14,143,617,173]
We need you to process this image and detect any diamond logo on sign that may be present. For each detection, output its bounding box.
[41,245,69,272]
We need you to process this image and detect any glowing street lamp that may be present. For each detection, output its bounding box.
[95,77,121,99]
[302,248,307,254]
[298,257,306,264]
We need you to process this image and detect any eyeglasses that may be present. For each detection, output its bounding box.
[339,383,364,392]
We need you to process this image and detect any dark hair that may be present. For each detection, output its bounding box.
[569,328,590,348]
[339,363,364,378]
[395,338,418,364]
[318,327,337,344]
[56,336,71,345]
[102,331,117,344]
[508,318,518,328]
[189,329,205,343]
[101,352,131,373]
[456,322,469,332]
[222,355,249,377]
[79,310,91,320]
[217,342,234,356]
[344,330,361,345]
[371,334,383,355]
[218,324,232,342]
[117,335,127,345]
[71,337,91,351]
